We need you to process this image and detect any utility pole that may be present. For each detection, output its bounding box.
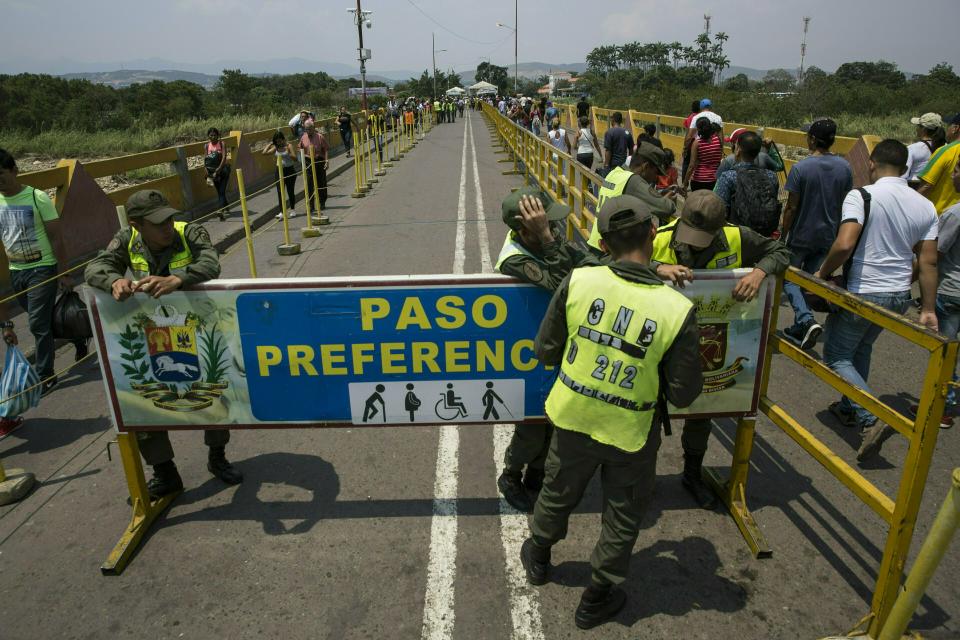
[348,1,373,111]
[514,0,518,94]
[798,16,811,86]
[703,13,711,37]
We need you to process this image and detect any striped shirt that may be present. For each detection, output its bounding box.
[693,134,723,182]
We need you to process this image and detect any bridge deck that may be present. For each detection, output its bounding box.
[0,111,956,639]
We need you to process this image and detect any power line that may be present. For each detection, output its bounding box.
[403,0,501,45]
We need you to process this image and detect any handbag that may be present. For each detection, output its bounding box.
[803,188,871,313]
[52,289,93,341]
[0,345,41,418]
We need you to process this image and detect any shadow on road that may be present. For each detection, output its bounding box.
[2,415,110,456]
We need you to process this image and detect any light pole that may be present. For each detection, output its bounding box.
[496,3,517,95]
[432,32,447,98]
[347,1,373,111]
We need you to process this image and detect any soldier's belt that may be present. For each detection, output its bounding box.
[577,326,646,359]
[558,371,654,412]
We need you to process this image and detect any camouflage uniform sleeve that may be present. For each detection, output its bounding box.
[739,226,791,276]
[84,228,134,293]
[172,223,222,286]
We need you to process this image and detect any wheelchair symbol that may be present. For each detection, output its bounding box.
[434,383,469,421]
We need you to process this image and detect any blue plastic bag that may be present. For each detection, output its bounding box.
[0,345,41,418]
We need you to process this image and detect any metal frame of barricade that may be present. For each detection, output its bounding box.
[483,99,958,639]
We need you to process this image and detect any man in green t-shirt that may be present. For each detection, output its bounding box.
[0,148,85,394]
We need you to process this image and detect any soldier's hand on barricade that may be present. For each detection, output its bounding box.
[656,264,693,288]
[517,195,554,245]
[133,275,183,299]
[111,278,136,302]
[732,269,766,302]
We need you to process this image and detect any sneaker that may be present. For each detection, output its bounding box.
[784,320,822,350]
[908,403,955,429]
[857,423,896,462]
[575,585,627,630]
[497,470,534,512]
[41,376,58,397]
[205,177,214,187]
[519,538,551,586]
[0,416,24,438]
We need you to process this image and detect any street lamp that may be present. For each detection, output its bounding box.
[432,32,447,98]
[496,0,518,94]
[347,2,374,111]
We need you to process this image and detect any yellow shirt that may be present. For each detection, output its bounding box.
[918,140,960,213]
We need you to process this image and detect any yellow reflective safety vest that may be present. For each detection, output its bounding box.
[128,221,193,279]
[545,265,693,452]
[495,231,537,272]
[433,101,440,112]
[587,166,633,250]
[652,220,743,269]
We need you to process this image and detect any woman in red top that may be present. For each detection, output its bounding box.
[684,116,722,191]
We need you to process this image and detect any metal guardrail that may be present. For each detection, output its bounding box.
[484,101,957,639]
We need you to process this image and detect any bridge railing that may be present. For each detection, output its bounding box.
[483,100,957,639]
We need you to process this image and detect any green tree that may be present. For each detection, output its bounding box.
[762,68,797,92]
[834,60,905,88]
[475,61,509,93]
[723,73,750,92]
[217,68,253,108]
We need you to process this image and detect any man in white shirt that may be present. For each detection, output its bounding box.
[815,139,939,462]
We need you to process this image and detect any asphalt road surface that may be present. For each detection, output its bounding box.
[0,110,957,640]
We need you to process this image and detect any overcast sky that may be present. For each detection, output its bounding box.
[2,0,956,76]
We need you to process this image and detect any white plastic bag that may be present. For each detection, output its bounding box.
[0,345,41,418]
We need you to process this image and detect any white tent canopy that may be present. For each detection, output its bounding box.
[469,81,498,94]
[445,86,466,96]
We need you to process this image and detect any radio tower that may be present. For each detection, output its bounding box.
[798,16,811,85]
[703,13,712,37]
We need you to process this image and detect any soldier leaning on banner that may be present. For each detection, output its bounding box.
[521,194,703,630]
[650,190,789,509]
[494,186,600,513]
[84,189,242,500]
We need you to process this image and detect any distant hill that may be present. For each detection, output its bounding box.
[60,69,222,89]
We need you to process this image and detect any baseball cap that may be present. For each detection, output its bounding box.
[700,98,712,109]
[675,191,727,249]
[725,127,748,144]
[125,190,180,224]
[501,186,570,230]
[801,118,837,142]
[631,142,667,175]
[911,113,944,129]
[596,195,653,236]
[946,114,960,126]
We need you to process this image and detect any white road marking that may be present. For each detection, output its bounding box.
[467,114,493,274]
[420,118,469,640]
[494,423,546,640]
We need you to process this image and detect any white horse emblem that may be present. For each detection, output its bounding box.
[154,355,199,377]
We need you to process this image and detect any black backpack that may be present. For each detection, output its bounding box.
[730,164,781,236]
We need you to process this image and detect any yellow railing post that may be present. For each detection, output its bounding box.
[235,168,258,278]
[375,116,386,177]
[878,468,960,640]
[301,149,321,238]
[364,122,376,186]
[0,458,35,506]
[269,161,300,256]
[351,131,365,198]
[101,432,179,575]
[298,150,313,223]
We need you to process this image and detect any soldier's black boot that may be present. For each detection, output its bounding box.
[682,453,718,510]
[497,469,533,512]
[147,461,183,501]
[520,538,551,585]
[522,467,544,493]
[207,446,243,485]
[575,583,627,630]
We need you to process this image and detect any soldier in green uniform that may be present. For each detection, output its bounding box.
[521,194,703,630]
[650,190,790,509]
[494,186,600,512]
[84,189,243,499]
[587,142,679,253]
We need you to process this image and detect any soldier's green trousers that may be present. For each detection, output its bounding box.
[530,425,661,586]
[681,418,712,456]
[503,423,553,473]
[137,430,230,466]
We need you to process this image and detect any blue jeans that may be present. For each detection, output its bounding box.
[823,291,912,427]
[9,264,59,379]
[936,292,960,407]
[783,246,828,329]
